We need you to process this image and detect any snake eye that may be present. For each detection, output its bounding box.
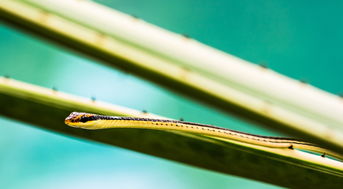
[79,116,90,123]
[78,115,97,123]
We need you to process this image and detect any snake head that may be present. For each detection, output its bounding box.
[65,112,98,127]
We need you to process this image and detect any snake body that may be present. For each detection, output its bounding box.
[65,112,343,161]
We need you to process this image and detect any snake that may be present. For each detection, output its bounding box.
[65,112,343,161]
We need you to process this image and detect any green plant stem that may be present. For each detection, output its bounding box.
[0,77,343,188]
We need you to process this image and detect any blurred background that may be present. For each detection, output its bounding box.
[0,0,342,188]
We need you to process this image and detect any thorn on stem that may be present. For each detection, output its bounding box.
[179,118,184,121]
[131,14,139,19]
[299,79,308,84]
[142,110,148,114]
[182,34,190,38]
[91,96,96,102]
[321,153,326,158]
[288,145,294,150]
[258,63,268,69]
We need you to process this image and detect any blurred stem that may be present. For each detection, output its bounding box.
[0,77,343,188]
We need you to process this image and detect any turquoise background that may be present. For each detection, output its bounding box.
[1,0,342,188]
